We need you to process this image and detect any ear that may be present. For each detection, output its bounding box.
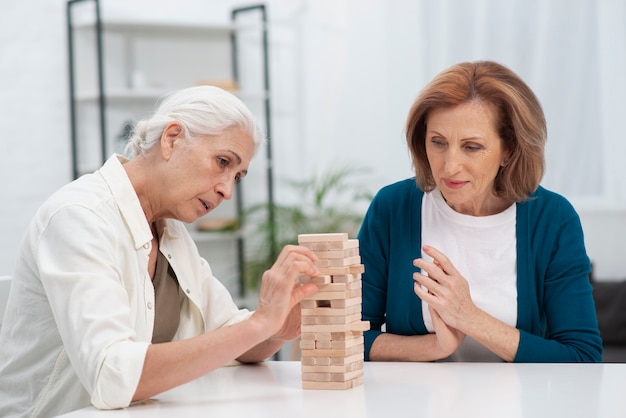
[160,122,184,161]
[501,150,513,167]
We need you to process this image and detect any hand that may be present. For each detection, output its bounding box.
[428,304,465,357]
[412,245,479,331]
[253,245,319,338]
[272,300,303,341]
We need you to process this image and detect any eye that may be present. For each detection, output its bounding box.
[464,143,483,152]
[429,137,446,148]
[217,157,229,168]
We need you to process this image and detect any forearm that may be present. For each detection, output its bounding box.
[133,316,268,402]
[460,311,520,362]
[368,333,447,362]
[237,336,285,363]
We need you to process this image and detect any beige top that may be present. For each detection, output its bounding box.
[152,249,183,343]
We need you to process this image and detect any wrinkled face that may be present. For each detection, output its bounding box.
[425,101,509,216]
[161,126,255,223]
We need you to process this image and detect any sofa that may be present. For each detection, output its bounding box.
[591,278,626,362]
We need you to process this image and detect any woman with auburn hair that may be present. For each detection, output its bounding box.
[359,60,602,363]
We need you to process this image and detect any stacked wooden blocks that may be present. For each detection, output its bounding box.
[297,232,370,390]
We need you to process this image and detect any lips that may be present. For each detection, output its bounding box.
[443,179,468,189]
[199,199,210,212]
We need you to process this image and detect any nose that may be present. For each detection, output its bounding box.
[216,177,235,200]
[443,149,462,176]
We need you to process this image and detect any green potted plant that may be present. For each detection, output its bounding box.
[241,165,374,292]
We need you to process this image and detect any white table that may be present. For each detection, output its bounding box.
[58,361,626,418]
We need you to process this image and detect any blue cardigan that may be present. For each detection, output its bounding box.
[358,178,603,362]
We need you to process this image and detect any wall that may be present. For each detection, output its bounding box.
[1,0,625,281]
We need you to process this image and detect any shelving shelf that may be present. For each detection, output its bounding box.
[66,0,275,298]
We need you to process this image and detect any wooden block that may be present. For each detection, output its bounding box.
[302,372,331,382]
[299,340,316,350]
[314,357,332,366]
[301,319,367,333]
[301,356,333,366]
[301,304,361,317]
[298,275,332,284]
[298,233,348,243]
[330,331,364,341]
[301,360,364,374]
[325,255,362,267]
[313,258,331,268]
[301,316,317,325]
[315,247,360,259]
[330,352,364,365]
[316,340,332,349]
[329,368,364,383]
[300,239,359,251]
[351,321,370,332]
[301,356,316,366]
[303,290,351,300]
[331,273,361,283]
[316,266,351,275]
[349,264,365,274]
[313,313,361,325]
[314,257,361,268]
[302,374,364,390]
[331,336,364,349]
[328,312,362,325]
[328,238,359,250]
[300,332,317,341]
[301,299,316,309]
[316,281,361,292]
[313,332,332,341]
[329,296,362,308]
[300,343,364,358]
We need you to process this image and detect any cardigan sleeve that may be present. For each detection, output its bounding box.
[514,189,603,362]
[358,188,391,360]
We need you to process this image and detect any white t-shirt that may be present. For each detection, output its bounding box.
[421,188,517,361]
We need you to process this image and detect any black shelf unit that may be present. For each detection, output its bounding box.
[66,1,275,298]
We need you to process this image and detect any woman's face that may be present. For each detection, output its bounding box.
[425,101,509,216]
[159,125,255,223]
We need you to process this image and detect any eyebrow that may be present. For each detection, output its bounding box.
[225,150,242,164]
[427,130,486,142]
[225,150,248,177]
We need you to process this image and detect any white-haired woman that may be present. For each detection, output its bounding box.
[0,86,320,417]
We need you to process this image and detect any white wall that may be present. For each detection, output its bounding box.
[1,0,625,280]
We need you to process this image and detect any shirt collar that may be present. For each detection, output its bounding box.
[98,154,153,249]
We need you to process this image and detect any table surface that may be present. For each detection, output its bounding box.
[59,361,626,418]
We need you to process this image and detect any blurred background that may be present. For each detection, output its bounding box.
[1,0,625,296]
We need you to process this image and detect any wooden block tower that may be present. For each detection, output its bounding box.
[297,232,370,390]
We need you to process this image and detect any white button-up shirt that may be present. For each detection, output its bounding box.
[0,155,251,417]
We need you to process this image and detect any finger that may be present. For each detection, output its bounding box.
[413,278,437,301]
[291,282,318,306]
[421,245,458,276]
[272,247,320,278]
[413,258,443,283]
[274,244,318,266]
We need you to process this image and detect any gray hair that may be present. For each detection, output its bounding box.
[124,85,265,158]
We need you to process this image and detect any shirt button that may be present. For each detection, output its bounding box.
[186,289,191,294]
[167,254,172,259]
[143,243,149,249]
[147,302,153,309]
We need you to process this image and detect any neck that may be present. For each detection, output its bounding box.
[123,156,158,224]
